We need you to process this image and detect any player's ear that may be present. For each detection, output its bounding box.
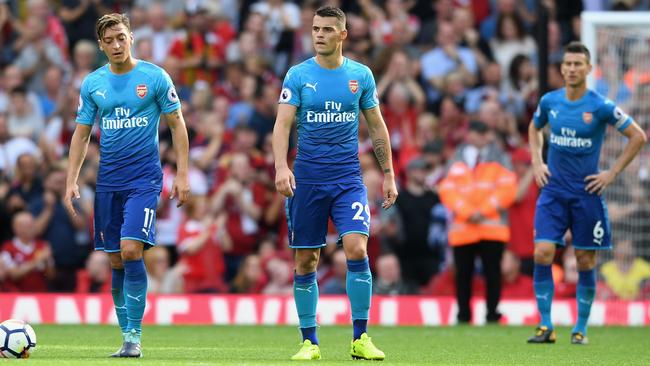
[97,39,103,52]
[340,28,348,41]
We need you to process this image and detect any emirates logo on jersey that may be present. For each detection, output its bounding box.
[583,112,593,124]
[349,80,358,93]
[136,84,148,98]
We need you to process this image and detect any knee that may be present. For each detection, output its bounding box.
[575,252,596,271]
[533,245,555,265]
[344,244,367,261]
[109,253,124,269]
[294,250,319,274]
[120,242,143,261]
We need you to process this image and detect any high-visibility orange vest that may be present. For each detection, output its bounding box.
[439,151,518,246]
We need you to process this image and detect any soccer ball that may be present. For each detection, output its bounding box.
[0,319,37,358]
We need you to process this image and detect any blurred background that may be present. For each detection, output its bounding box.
[0,0,648,325]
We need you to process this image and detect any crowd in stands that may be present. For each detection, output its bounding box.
[0,0,649,302]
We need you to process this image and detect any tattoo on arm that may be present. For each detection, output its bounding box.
[373,138,389,168]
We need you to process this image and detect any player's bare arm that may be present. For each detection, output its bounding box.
[64,123,93,216]
[164,107,190,207]
[272,103,297,197]
[528,121,551,187]
[585,121,647,195]
[362,106,397,209]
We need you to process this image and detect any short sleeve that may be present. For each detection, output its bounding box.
[156,70,181,114]
[532,94,548,129]
[76,76,98,125]
[599,99,632,132]
[279,67,301,106]
[360,67,379,110]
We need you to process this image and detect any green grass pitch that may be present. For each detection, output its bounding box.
[24,324,649,365]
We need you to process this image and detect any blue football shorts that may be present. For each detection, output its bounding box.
[285,182,370,248]
[534,189,612,250]
[94,188,161,252]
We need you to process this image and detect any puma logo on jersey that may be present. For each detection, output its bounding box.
[550,109,558,119]
[96,89,107,99]
[305,82,318,92]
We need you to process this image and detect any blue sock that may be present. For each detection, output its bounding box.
[124,259,147,343]
[294,271,318,345]
[111,268,128,335]
[346,257,371,340]
[533,263,554,329]
[573,269,596,335]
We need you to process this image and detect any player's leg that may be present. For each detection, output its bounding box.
[570,195,611,344]
[93,191,129,356]
[528,191,567,343]
[572,249,597,344]
[118,188,160,357]
[331,183,384,360]
[286,184,328,360]
[120,239,146,357]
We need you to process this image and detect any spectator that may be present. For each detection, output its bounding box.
[507,148,537,276]
[37,66,65,119]
[70,40,98,88]
[12,15,67,95]
[421,21,478,103]
[76,251,110,293]
[145,246,182,294]
[321,249,347,295]
[6,153,43,213]
[7,86,46,140]
[176,195,227,293]
[0,115,40,181]
[489,13,536,88]
[439,120,517,323]
[384,157,445,287]
[230,254,266,293]
[132,3,176,65]
[501,249,533,298]
[211,152,267,281]
[0,211,54,292]
[250,0,301,74]
[600,239,650,300]
[373,253,417,295]
[452,7,493,69]
[261,256,292,295]
[31,167,87,292]
[58,0,112,54]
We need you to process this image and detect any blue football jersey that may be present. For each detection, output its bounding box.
[533,88,632,196]
[279,57,379,184]
[76,60,180,192]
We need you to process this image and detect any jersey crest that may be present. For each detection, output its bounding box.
[136,84,148,98]
[349,80,358,93]
[582,112,593,124]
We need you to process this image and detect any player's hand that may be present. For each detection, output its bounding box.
[63,183,80,217]
[585,170,616,195]
[532,162,551,187]
[275,166,295,197]
[171,174,190,207]
[382,175,398,209]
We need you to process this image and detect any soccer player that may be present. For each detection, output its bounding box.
[272,6,397,361]
[528,42,646,345]
[64,13,190,357]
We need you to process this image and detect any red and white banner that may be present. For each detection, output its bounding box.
[0,294,648,326]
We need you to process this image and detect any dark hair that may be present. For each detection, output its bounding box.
[563,41,591,63]
[509,54,532,90]
[96,13,131,40]
[9,85,27,96]
[315,6,346,29]
[495,13,525,41]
